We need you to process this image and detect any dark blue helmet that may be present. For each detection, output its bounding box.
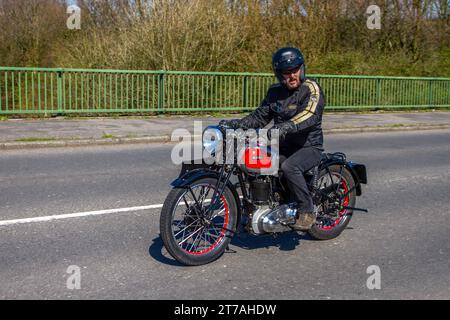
[272,47,306,85]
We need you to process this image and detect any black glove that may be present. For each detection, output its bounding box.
[219,119,241,130]
[267,121,296,141]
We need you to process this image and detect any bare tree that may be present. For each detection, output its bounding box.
[0,0,448,76]
[0,0,66,66]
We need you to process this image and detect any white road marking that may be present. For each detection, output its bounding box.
[0,197,222,227]
[0,204,163,227]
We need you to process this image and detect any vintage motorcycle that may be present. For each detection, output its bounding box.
[160,125,367,266]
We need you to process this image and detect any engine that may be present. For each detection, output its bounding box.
[247,176,297,234]
[251,204,297,234]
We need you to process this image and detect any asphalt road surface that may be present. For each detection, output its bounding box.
[0,129,449,299]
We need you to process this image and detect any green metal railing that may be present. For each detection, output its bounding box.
[0,67,449,115]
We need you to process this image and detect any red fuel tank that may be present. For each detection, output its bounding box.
[242,147,273,171]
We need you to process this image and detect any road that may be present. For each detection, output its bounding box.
[0,129,449,299]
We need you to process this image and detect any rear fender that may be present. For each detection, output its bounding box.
[320,159,367,196]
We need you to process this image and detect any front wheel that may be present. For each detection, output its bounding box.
[160,177,238,266]
[308,164,356,240]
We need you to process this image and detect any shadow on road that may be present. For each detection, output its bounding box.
[149,229,314,266]
[148,236,184,267]
[230,229,314,251]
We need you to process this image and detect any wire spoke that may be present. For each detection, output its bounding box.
[174,217,202,238]
[209,207,225,220]
[208,223,223,236]
[178,225,204,246]
[173,219,185,229]
[206,231,221,239]
[188,225,205,252]
[198,185,212,208]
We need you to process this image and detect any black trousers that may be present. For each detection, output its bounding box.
[279,146,322,212]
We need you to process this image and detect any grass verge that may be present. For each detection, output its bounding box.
[14,137,57,142]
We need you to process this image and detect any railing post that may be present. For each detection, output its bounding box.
[242,74,248,110]
[158,71,165,112]
[428,80,433,107]
[57,68,63,113]
[376,78,381,107]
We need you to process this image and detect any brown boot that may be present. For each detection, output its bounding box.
[291,212,316,231]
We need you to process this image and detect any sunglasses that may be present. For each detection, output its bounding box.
[281,66,301,76]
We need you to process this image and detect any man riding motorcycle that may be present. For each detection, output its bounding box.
[219,47,325,230]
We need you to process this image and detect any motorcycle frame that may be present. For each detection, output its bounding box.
[171,152,367,231]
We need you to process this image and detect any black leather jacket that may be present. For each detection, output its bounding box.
[233,78,325,151]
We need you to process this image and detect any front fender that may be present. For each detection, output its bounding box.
[171,167,220,188]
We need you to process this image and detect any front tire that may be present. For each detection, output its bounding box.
[160,177,238,266]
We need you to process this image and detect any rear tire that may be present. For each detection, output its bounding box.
[160,178,238,266]
[308,165,356,240]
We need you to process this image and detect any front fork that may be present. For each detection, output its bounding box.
[204,165,234,218]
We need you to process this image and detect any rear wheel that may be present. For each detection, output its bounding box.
[160,177,238,266]
[308,164,356,240]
